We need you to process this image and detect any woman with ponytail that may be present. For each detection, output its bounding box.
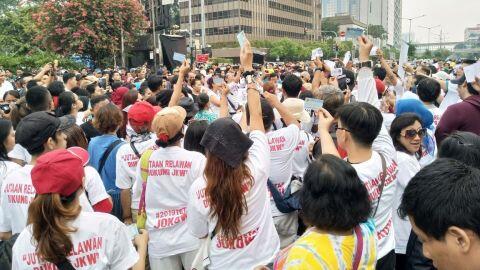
[12,148,148,270]
[132,106,206,269]
[187,39,280,269]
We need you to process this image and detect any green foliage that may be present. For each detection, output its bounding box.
[422,49,433,59]
[381,46,400,60]
[367,25,387,39]
[432,49,452,60]
[0,6,40,55]
[0,52,82,71]
[408,43,417,59]
[321,18,340,38]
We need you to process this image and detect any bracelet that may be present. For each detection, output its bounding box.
[315,67,324,72]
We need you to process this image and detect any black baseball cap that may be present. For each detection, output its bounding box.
[16,112,75,154]
[337,68,355,91]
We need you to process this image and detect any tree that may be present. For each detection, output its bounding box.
[422,49,433,59]
[432,49,451,60]
[33,0,149,64]
[367,25,386,39]
[321,18,340,38]
[0,6,40,55]
[408,43,417,59]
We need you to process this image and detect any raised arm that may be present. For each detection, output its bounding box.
[316,108,340,157]
[377,48,398,86]
[169,60,190,107]
[242,40,264,133]
[263,91,299,127]
[311,58,329,91]
[219,83,230,118]
[357,36,380,108]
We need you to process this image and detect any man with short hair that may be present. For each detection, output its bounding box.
[0,70,14,102]
[63,72,77,91]
[417,78,443,129]
[435,74,480,144]
[399,158,480,270]
[318,35,398,270]
[147,75,163,95]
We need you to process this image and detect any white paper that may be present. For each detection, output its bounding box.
[343,51,351,65]
[304,98,324,111]
[331,68,343,77]
[311,48,323,60]
[463,62,480,83]
[173,52,186,63]
[370,46,379,56]
[236,31,246,48]
[324,60,336,72]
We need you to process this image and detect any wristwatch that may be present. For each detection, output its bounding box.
[245,74,254,84]
[359,61,373,69]
[314,67,324,73]
[242,70,256,78]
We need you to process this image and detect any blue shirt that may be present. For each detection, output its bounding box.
[88,134,125,191]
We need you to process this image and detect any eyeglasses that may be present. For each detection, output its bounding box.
[402,128,427,139]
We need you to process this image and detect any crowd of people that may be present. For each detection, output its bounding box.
[0,35,479,270]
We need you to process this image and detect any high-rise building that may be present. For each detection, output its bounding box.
[393,0,402,47]
[179,0,322,46]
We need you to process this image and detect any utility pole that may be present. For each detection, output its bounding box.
[150,0,157,71]
[120,27,125,68]
[419,24,440,51]
[401,14,426,44]
[188,0,193,63]
[200,0,206,49]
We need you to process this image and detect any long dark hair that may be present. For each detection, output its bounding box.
[204,153,253,240]
[390,113,423,157]
[27,191,81,264]
[184,120,208,155]
[0,119,12,161]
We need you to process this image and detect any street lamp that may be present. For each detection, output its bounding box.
[418,25,441,51]
[401,14,426,44]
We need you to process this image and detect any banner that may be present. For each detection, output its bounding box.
[196,54,209,63]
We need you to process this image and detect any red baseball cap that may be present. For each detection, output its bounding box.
[31,147,89,197]
[128,101,161,127]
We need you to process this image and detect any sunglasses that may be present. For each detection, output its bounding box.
[402,128,427,139]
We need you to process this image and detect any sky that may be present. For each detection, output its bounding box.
[401,0,480,43]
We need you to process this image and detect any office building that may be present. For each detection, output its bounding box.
[393,0,402,47]
[178,0,322,46]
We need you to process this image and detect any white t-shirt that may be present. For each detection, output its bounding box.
[394,151,421,254]
[0,161,20,189]
[12,211,139,270]
[0,80,14,101]
[350,125,398,259]
[207,89,221,116]
[133,146,206,258]
[84,166,110,206]
[8,144,32,164]
[292,130,313,178]
[266,124,300,217]
[187,131,280,270]
[425,104,443,131]
[116,136,156,209]
[0,165,93,234]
